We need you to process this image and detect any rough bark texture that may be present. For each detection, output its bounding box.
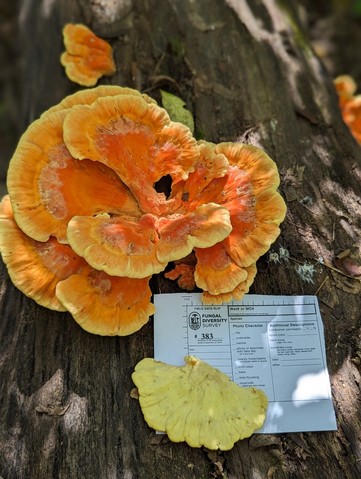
[1,1,361,478]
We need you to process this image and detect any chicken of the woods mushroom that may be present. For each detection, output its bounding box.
[132,356,268,450]
[60,23,116,86]
[0,85,286,336]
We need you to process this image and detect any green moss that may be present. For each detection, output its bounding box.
[276,0,313,57]
[170,37,186,60]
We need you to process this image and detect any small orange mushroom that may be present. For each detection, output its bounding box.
[164,254,197,290]
[60,23,116,87]
[164,263,196,290]
[334,75,357,109]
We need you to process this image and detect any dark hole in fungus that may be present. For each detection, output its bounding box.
[154,174,172,199]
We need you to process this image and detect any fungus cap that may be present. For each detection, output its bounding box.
[43,85,156,117]
[202,262,257,304]
[66,203,232,278]
[168,142,285,298]
[66,213,167,278]
[63,94,199,215]
[156,202,232,263]
[132,356,268,450]
[7,108,140,244]
[334,75,357,108]
[56,267,155,336]
[171,142,286,268]
[60,23,116,86]
[342,95,361,144]
[194,243,248,295]
[0,196,86,311]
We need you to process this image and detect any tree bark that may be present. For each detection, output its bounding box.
[1,1,361,478]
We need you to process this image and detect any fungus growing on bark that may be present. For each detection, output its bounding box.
[66,202,231,278]
[7,108,140,244]
[342,95,361,144]
[63,93,199,215]
[2,84,286,336]
[202,262,257,304]
[167,141,286,301]
[334,75,357,108]
[132,356,268,450]
[56,268,155,336]
[164,254,197,290]
[0,196,86,311]
[60,23,116,86]
[334,75,361,144]
[43,85,156,116]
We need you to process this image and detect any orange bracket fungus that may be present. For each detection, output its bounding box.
[1,84,286,336]
[60,23,116,86]
[166,141,286,303]
[132,356,268,450]
[334,75,361,144]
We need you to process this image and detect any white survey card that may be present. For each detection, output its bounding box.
[154,293,337,434]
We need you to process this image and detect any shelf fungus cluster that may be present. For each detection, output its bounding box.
[0,85,286,336]
[132,356,268,450]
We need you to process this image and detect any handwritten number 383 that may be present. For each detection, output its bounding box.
[201,333,213,339]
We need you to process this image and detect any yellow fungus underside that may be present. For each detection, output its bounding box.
[132,356,268,450]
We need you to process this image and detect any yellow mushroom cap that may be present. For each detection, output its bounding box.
[60,23,116,87]
[132,356,268,450]
[0,195,86,311]
[56,267,155,336]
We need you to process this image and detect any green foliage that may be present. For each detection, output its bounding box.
[160,90,194,134]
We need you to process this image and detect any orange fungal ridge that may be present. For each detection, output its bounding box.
[1,85,286,336]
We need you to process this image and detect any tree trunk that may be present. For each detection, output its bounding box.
[1,1,361,478]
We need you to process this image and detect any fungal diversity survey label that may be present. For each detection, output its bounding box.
[154,294,337,433]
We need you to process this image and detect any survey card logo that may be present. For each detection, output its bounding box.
[188,311,201,330]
